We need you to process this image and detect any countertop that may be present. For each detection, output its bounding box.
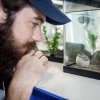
[35,61,100,100]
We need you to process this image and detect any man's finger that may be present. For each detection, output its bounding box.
[28,50,35,56]
[44,62,52,72]
[34,51,43,59]
[40,56,48,64]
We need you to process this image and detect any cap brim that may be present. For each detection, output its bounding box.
[28,0,71,25]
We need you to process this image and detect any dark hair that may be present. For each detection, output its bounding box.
[1,0,31,26]
[0,0,32,81]
[2,0,31,11]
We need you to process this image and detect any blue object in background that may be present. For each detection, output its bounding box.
[30,88,55,100]
[30,87,67,100]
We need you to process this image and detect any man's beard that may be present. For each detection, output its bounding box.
[0,22,36,81]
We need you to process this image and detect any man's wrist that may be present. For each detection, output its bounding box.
[6,79,34,100]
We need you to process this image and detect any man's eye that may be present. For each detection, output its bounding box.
[33,22,38,27]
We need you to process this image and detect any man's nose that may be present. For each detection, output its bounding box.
[32,28,42,42]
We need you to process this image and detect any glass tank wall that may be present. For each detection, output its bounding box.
[37,23,63,58]
[64,0,100,73]
[36,0,64,58]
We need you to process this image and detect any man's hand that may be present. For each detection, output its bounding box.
[6,50,52,100]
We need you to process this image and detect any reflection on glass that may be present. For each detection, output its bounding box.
[64,10,100,73]
[36,23,63,58]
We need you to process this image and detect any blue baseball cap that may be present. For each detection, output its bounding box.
[28,0,71,25]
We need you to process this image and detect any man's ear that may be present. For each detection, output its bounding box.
[0,0,7,23]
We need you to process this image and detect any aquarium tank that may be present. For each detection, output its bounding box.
[63,0,100,78]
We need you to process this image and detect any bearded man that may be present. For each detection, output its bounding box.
[0,0,70,99]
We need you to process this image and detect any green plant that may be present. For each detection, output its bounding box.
[43,25,61,55]
[85,29,98,54]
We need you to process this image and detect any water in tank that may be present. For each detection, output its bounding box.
[64,9,100,73]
